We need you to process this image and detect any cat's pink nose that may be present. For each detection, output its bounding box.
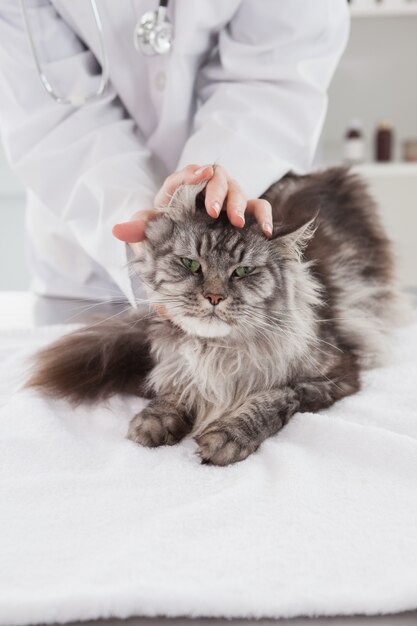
[204,293,225,306]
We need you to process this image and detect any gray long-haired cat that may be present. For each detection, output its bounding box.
[28,168,402,465]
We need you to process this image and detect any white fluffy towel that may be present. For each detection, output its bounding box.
[1,319,417,626]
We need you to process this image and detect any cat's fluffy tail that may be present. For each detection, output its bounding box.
[26,313,154,403]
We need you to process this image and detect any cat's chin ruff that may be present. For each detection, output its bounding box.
[173,314,231,338]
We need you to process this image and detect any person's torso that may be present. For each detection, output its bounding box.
[51,0,241,174]
[28,1,241,300]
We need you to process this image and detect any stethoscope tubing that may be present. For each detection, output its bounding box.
[20,0,172,107]
[19,0,110,106]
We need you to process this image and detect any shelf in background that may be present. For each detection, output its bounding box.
[353,162,417,177]
[320,159,417,178]
[350,3,417,17]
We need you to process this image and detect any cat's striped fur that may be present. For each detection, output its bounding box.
[28,168,403,465]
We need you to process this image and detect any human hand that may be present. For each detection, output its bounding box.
[112,163,273,247]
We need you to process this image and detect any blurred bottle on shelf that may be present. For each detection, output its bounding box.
[344,119,365,165]
[403,139,417,162]
[375,121,394,161]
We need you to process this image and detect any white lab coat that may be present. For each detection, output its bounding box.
[0,0,349,304]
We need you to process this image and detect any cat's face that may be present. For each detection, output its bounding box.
[133,184,311,339]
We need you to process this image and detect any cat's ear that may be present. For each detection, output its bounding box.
[161,181,208,221]
[271,201,319,258]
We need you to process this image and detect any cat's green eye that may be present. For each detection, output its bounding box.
[234,266,251,278]
[181,258,201,273]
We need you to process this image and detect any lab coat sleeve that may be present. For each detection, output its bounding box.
[0,1,159,304]
[177,0,349,199]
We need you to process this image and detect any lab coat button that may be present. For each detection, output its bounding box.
[155,71,166,91]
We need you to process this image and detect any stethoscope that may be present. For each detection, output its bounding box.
[19,0,173,107]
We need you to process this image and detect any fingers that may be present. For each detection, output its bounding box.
[204,165,229,218]
[112,210,158,243]
[204,167,270,236]
[112,163,273,249]
[154,164,214,209]
[205,165,272,237]
[153,304,172,320]
[112,163,215,245]
[246,199,273,237]
[225,179,246,228]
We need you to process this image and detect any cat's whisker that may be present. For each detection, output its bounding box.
[238,315,291,344]
[243,308,346,355]
[61,300,131,320]
[75,305,135,332]
[28,167,400,467]
[250,303,372,325]
[241,312,345,362]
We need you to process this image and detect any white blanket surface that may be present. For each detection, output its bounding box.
[1,320,417,626]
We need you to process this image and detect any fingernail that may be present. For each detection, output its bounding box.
[236,212,245,227]
[263,222,273,236]
[194,165,209,176]
[211,201,221,216]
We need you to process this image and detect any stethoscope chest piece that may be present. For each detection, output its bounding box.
[20,0,174,108]
[134,4,174,56]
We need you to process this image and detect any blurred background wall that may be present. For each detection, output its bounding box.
[0,0,416,291]
[0,146,27,290]
[319,2,417,290]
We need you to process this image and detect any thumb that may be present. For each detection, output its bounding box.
[112,210,157,243]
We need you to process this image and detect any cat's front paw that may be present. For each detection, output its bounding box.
[128,404,191,448]
[194,426,259,466]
